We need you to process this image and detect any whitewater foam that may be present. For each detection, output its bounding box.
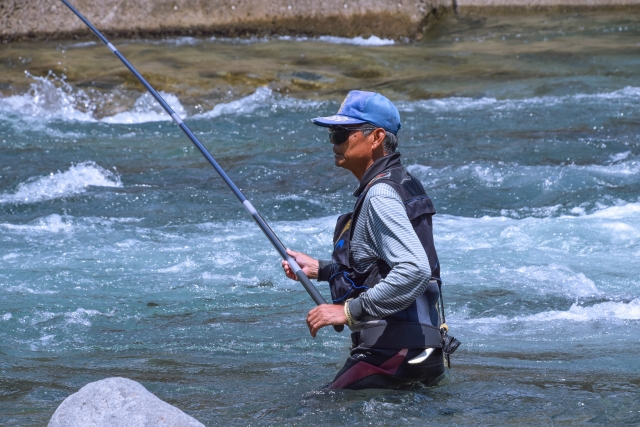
[277,35,395,46]
[512,264,601,298]
[64,41,98,49]
[588,202,640,219]
[196,87,274,119]
[209,36,269,45]
[0,72,187,125]
[610,151,631,162]
[3,72,637,126]
[161,36,200,46]
[5,283,58,295]
[0,214,73,233]
[0,72,94,122]
[23,311,58,326]
[466,299,640,325]
[195,87,325,119]
[583,160,640,176]
[158,35,268,46]
[396,86,640,113]
[601,221,640,234]
[407,161,640,218]
[101,91,187,124]
[439,200,640,225]
[157,259,198,273]
[125,34,393,47]
[315,35,394,46]
[0,162,122,204]
[5,195,631,242]
[65,308,102,327]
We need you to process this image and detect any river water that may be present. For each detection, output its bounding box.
[1,12,639,426]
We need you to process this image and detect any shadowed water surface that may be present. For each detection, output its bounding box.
[1,12,640,426]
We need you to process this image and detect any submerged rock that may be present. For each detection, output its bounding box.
[48,377,204,427]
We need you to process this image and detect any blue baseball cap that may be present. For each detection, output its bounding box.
[312,90,401,135]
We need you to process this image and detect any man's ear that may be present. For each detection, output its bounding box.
[370,128,386,151]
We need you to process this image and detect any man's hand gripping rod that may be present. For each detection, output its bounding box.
[60,0,343,333]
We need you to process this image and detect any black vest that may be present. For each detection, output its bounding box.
[329,154,442,348]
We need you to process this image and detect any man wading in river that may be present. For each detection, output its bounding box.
[282,91,457,389]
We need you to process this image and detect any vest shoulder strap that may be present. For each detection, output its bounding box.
[353,166,436,226]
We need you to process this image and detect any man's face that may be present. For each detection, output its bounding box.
[329,126,372,173]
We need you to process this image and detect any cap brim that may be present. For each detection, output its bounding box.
[311,115,368,127]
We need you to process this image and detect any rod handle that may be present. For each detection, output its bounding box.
[293,266,344,333]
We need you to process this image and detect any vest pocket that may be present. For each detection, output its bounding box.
[329,271,369,303]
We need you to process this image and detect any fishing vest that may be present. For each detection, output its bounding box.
[329,160,443,349]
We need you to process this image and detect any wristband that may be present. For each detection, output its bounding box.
[344,298,357,326]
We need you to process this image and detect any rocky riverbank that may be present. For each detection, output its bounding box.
[456,0,640,13]
[1,0,448,42]
[3,0,639,42]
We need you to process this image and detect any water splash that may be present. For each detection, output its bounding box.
[65,308,103,327]
[465,299,640,324]
[279,35,395,46]
[0,71,94,122]
[513,264,601,299]
[101,91,187,124]
[587,203,640,219]
[0,162,122,204]
[195,87,325,119]
[196,87,274,118]
[0,72,186,125]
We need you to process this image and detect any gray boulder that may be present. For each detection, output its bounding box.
[48,377,205,427]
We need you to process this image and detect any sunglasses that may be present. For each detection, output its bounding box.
[328,126,376,145]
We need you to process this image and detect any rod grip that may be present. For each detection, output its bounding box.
[295,270,344,333]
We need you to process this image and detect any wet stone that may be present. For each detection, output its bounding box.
[48,377,204,427]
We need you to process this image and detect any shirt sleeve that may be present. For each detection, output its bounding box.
[348,184,432,320]
[317,259,333,282]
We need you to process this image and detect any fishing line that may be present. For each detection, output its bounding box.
[60,0,343,333]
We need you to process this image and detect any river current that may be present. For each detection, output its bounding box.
[1,12,639,426]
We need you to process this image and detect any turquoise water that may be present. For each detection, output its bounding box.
[1,13,640,426]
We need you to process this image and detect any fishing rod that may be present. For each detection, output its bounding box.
[60,0,343,333]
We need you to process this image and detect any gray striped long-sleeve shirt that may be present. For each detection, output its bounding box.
[320,182,432,321]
